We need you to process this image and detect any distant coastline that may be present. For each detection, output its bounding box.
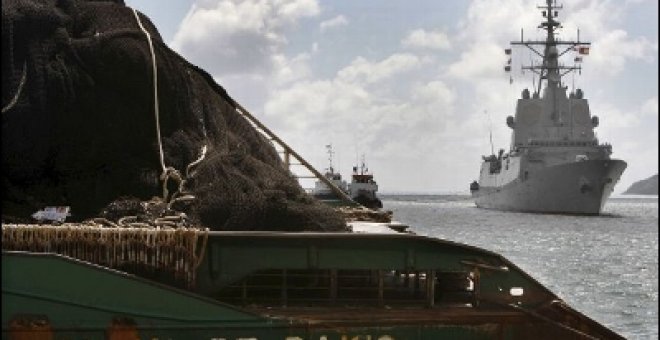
[380,191,471,196]
[623,174,658,195]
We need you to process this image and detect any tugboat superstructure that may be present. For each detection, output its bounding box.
[470,0,626,214]
[312,144,349,200]
[349,156,383,209]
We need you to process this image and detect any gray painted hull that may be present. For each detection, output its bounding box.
[472,159,626,215]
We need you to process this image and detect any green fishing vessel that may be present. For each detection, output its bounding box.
[2,224,624,339]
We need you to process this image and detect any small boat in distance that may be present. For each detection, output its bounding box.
[312,144,349,202]
[470,0,626,214]
[349,156,383,209]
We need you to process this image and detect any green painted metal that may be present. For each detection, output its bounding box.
[2,251,294,339]
[3,250,520,339]
[2,232,624,339]
[196,232,556,308]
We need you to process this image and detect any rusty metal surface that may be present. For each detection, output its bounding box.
[247,306,530,326]
[8,314,53,340]
[246,305,622,339]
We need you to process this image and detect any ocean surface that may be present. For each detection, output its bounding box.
[381,194,658,340]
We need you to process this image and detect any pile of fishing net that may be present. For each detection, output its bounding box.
[1,0,347,232]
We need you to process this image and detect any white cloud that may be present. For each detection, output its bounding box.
[447,43,508,80]
[590,95,659,192]
[561,0,623,37]
[411,81,456,111]
[401,29,451,50]
[641,97,658,117]
[274,0,320,24]
[588,30,658,75]
[272,53,312,85]
[446,0,539,82]
[171,0,319,76]
[337,54,424,84]
[320,15,348,32]
[457,0,539,43]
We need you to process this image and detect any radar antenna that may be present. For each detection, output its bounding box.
[507,0,589,98]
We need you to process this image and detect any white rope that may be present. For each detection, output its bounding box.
[2,62,27,113]
[186,145,207,178]
[131,8,208,204]
[131,8,165,174]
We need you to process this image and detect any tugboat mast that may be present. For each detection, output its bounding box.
[325,144,335,173]
[510,0,589,98]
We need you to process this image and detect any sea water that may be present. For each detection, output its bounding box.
[381,194,658,339]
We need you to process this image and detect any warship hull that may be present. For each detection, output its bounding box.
[473,159,626,214]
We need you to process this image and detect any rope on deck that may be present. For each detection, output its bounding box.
[337,206,392,223]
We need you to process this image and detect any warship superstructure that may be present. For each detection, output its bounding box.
[470,0,626,214]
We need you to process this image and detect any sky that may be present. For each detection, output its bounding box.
[125,0,658,194]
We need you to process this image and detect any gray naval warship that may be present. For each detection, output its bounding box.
[470,0,626,215]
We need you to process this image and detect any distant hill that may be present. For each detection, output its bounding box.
[623,174,658,195]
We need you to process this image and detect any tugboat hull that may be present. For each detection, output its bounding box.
[351,193,382,210]
[473,159,626,214]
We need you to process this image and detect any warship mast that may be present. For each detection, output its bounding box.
[510,0,589,99]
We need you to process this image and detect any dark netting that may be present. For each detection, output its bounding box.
[1,0,347,231]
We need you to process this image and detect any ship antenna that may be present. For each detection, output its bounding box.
[486,110,495,155]
[326,144,334,172]
[351,131,359,169]
[361,154,366,174]
[571,68,575,92]
[530,56,537,94]
[510,0,586,99]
